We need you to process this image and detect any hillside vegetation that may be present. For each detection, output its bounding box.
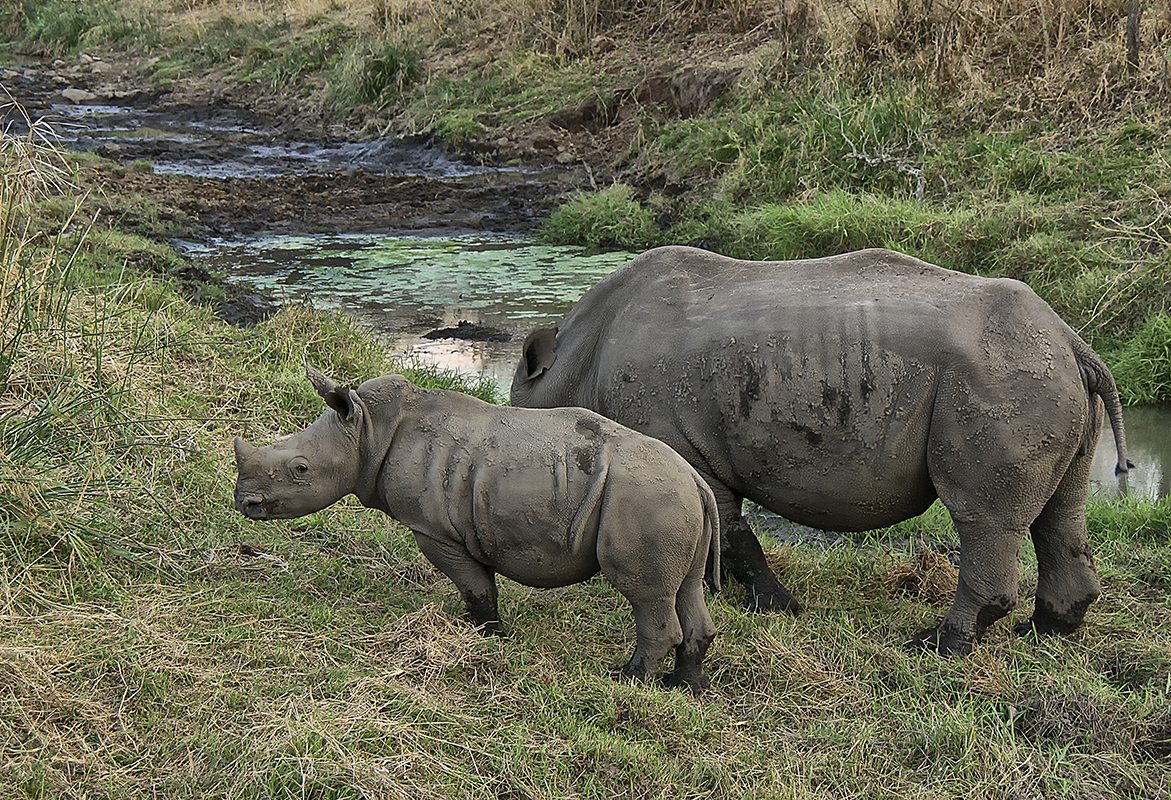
[2,2,1170,798]
[7,0,1169,400]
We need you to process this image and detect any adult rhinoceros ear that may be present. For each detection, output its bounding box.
[520,327,559,380]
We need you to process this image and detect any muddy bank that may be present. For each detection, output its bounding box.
[3,52,593,325]
[2,53,585,239]
[92,167,572,239]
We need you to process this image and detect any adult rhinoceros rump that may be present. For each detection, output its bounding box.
[511,246,1131,655]
[233,364,720,691]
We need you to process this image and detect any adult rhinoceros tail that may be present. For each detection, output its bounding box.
[1071,336,1132,476]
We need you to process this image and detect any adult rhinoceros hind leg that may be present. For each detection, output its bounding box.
[1015,447,1101,638]
[909,480,1040,655]
[711,484,802,615]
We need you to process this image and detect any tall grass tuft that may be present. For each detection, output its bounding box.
[16,0,159,55]
[332,34,424,109]
[1,101,179,584]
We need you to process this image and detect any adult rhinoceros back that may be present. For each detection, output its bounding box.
[511,245,1130,655]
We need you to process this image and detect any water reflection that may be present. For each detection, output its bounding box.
[199,231,634,387]
[1090,404,1171,500]
[201,231,1170,501]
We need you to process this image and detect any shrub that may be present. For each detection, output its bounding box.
[542,183,661,249]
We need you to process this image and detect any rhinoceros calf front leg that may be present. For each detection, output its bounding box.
[414,532,503,636]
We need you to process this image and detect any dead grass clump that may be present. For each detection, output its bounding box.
[373,603,495,685]
[1009,692,1158,758]
[746,624,866,709]
[883,549,958,607]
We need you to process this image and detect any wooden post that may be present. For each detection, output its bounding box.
[1127,0,1145,75]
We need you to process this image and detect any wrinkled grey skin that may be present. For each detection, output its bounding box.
[234,364,720,692]
[511,245,1132,655]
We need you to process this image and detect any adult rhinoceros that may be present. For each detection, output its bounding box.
[510,245,1130,655]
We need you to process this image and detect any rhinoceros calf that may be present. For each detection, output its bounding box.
[511,245,1132,655]
[233,364,720,692]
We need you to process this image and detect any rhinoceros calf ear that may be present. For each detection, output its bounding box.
[304,361,361,421]
[323,386,361,421]
[305,360,340,398]
[521,327,559,380]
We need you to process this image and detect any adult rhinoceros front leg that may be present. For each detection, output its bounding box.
[710,484,802,615]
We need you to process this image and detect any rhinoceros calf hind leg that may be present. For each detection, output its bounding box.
[713,487,802,615]
[1016,450,1101,638]
[414,532,504,636]
[615,596,685,685]
[661,572,717,694]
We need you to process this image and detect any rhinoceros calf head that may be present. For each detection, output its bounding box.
[233,365,367,520]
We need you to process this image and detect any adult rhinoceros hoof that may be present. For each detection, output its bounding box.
[742,588,803,616]
[906,625,975,657]
[1012,615,1079,638]
[661,670,710,696]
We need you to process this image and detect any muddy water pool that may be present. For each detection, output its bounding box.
[196,230,633,385]
[199,230,1171,502]
[51,100,500,179]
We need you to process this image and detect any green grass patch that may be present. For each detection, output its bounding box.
[14,0,160,55]
[6,134,1168,795]
[330,35,424,110]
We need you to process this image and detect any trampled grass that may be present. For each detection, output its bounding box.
[2,3,1170,796]
[3,139,1169,799]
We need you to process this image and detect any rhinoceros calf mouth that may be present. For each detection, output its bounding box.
[235,496,269,520]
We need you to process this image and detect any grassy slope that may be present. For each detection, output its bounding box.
[2,2,1170,798]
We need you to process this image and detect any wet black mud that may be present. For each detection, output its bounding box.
[423,320,512,342]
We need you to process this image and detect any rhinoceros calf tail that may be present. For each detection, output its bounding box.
[567,449,611,552]
[696,473,721,594]
[1071,336,1132,476]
